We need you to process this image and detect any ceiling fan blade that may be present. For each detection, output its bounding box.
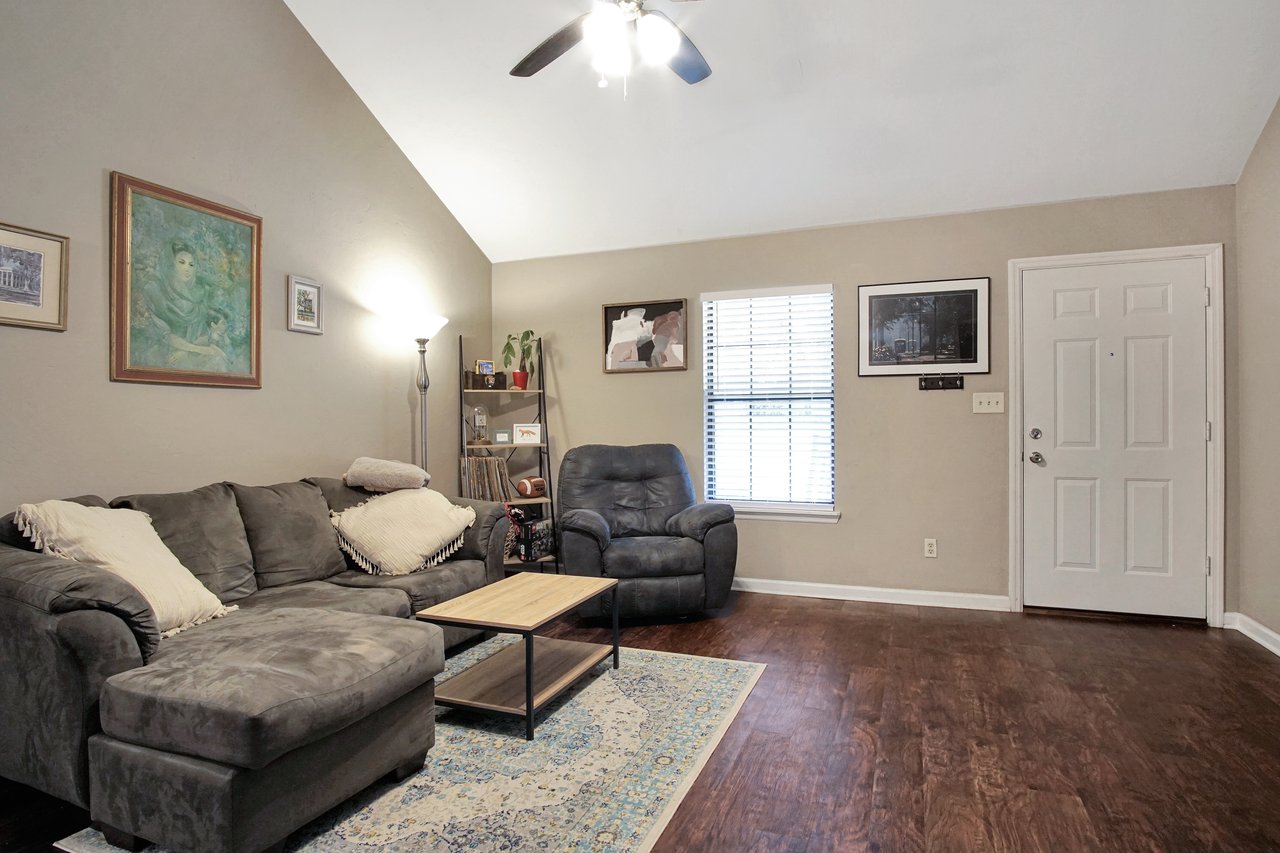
[648,10,712,85]
[510,13,589,77]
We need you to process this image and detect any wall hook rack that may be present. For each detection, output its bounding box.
[918,375,964,391]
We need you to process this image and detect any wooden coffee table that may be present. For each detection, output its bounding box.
[416,573,620,740]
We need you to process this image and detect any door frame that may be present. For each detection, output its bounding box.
[1007,244,1225,627]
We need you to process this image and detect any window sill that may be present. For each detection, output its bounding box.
[728,504,842,524]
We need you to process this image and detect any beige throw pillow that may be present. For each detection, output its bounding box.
[15,500,235,637]
[331,488,475,576]
[343,457,430,492]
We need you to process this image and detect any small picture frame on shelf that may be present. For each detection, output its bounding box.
[474,359,495,375]
[513,423,542,445]
[493,429,512,445]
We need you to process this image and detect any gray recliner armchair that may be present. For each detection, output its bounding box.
[557,444,737,618]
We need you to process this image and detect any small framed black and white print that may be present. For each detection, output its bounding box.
[0,221,69,332]
[287,275,323,335]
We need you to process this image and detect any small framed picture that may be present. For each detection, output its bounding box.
[287,275,323,335]
[474,359,495,375]
[493,429,512,445]
[513,423,542,445]
[0,221,69,332]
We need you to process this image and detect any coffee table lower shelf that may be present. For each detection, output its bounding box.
[434,636,614,737]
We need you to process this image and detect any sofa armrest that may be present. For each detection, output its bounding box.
[666,502,735,542]
[450,498,511,584]
[0,544,160,660]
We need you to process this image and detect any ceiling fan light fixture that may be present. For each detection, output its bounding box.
[584,2,632,77]
[637,11,680,65]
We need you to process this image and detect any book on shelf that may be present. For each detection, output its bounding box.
[460,455,514,502]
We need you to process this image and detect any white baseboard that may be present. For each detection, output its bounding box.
[731,577,1011,612]
[1224,611,1280,658]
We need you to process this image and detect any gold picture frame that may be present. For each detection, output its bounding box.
[110,172,262,388]
[0,221,69,332]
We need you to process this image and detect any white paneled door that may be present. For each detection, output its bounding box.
[1021,258,1208,618]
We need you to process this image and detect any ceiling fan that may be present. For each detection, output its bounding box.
[510,0,712,85]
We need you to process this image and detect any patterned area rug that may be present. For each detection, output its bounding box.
[57,637,763,853]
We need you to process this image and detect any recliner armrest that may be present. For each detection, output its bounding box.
[0,544,159,660]
[560,508,611,550]
[666,502,735,542]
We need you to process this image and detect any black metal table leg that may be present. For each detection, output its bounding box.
[612,586,620,669]
[525,631,535,740]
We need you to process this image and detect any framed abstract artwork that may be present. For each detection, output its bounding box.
[857,277,990,376]
[110,172,262,388]
[0,221,69,332]
[602,298,687,373]
[287,275,323,335]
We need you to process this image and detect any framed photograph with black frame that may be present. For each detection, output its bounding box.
[602,298,687,373]
[858,277,990,376]
[0,221,69,332]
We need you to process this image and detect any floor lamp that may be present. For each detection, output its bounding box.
[415,315,449,472]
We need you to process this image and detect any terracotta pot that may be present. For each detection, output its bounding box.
[511,370,530,390]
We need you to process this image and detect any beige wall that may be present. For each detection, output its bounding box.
[1236,96,1280,633]
[0,0,489,509]
[494,188,1235,596]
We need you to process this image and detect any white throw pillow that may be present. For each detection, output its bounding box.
[331,488,475,576]
[15,500,235,637]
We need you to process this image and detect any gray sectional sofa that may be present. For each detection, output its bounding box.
[0,476,509,853]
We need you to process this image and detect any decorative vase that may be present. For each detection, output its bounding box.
[512,370,529,390]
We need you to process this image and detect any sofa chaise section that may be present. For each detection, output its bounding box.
[90,608,444,853]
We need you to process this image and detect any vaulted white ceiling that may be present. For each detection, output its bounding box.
[285,0,1280,262]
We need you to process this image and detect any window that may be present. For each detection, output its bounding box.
[701,284,836,518]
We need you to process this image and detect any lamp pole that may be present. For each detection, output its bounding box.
[416,337,431,472]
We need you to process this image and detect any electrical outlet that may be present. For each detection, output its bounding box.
[972,392,1005,414]
[924,538,938,558]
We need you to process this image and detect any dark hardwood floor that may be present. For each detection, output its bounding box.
[5,591,1280,852]
[550,592,1280,852]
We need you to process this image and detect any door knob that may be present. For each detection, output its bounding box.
[1028,452,1045,464]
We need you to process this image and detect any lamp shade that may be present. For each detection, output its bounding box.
[420,315,449,340]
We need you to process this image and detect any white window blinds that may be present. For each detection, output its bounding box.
[702,285,835,507]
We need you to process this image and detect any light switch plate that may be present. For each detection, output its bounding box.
[972,392,1005,413]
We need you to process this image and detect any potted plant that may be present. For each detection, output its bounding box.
[502,330,538,390]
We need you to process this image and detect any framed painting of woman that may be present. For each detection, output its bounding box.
[110,172,262,388]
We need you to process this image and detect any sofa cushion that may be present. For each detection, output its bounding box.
[111,484,256,604]
[306,476,375,514]
[235,580,410,618]
[229,482,346,588]
[602,536,703,579]
[99,608,444,770]
[326,558,488,614]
